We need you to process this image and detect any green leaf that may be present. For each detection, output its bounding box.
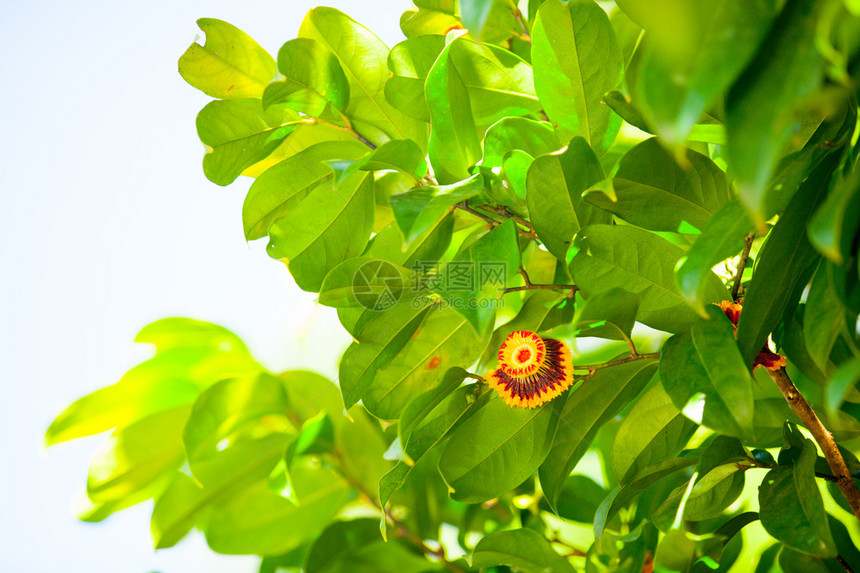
[809,167,860,265]
[399,367,468,456]
[339,301,431,410]
[183,373,291,464]
[305,519,431,573]
[361,306,484,419]
[736,154,837,367]
[612,381,698,484]
[675,199,755,314]
[459,0,496,39]
[604,89,651,133]
[204,460,352,556]
[45,345,260,446]
[390,173,484,243]
[805,261,847,371]
[356,139,428,180]
[243,141,370,241]
[531,0,624,152]
[262,38,350,115]
[403,385,490,463]
[432,219,521,333]
[471,528,575,572]
[825,356,860,420]
[660,306,757,441]
[584,138,731,232]
[542,474,606,523]
[527,137,611,262]
[86,405,190,504]
[151,432,289,549]
[197,99,298,186]
[440,395,563,503]
[574,288,640,341]
[133,317,248,352]
[725,0,828,223]
[267,171,375,292]
[178,18,276,99]
[385,35,446,122]
[627,1,775,146]
[299,7,427,148]
[759,437,837,557]
[571,225,728,333]
[482,117,560,168]
[318,257,413,309]
[539,357,658,507]
[425,39,482,184]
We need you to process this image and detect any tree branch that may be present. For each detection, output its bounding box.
[768,367,860,522]
[502,267,577,296]
[731,232,755,300]
[574,352,661,379]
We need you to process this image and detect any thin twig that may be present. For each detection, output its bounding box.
[768,367,860,522]
[575,353,661,379]
[454,201,498,227]
[732,232,755,300]
[510,1,531,43]
[301,117,376,150]
[503,267,577,296]
[837,554,856,573]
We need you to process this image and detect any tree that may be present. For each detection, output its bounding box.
[46,0,860,571]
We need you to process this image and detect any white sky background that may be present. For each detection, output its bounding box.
[0,0,410,571]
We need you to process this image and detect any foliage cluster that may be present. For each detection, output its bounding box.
[48,0,860,571]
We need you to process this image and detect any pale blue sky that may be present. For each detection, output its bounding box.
[0,1,409,571]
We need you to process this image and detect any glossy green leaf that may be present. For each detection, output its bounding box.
[805,261,846,371]
[527,137,611,262]
[242,140,369,241]
[612,381,697,484]
[660,306,756,440]
[204,460,352,555]
[197,99,298,186]
[440,394,562,503]
[151,432,289,549]
[178,18,276,99]
[725,0,828,223]
[432,219,521,333]
[183,373,290,464]
[540,357,658,507]
[628,1,775,146]
[362,306,484,419]
[573,287,639,341]
[543,474,606,523]
[532,0,624,152]
[459,0,495,39]
[471,528,575,572]
[759,437,837,557]
[318,257,413,309]
[399,367,467,455]
[45,345,259,446]
[825,356,860,420]
[736,154,836,367]
[809,168,860,265]
[299,7,427,148]
[356,139,427,180]
[134,317,248,352]
[390,173,484,243]
[339,301,431,409]
[305,519,431,573]
[267,171,375,292]
[385,35,446,122]
[675,199,755,314]
[87,405,190,504]
[482,117,560,168]
[572,225,728,333]
[584,138,731,232]
[425,39,482,183]
[262,38,350,115]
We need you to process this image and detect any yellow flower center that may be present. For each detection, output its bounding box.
[498,330,545,377]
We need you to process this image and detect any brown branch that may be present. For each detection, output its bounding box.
[575,352,661,379]
[510,1,531,43]
[381,502,464,573]
[502,267,576,296]
[454,201,498,227]
[768,367,860,522]
[731,232,755,300]
[301,117,376,150]
[837,554,856,573]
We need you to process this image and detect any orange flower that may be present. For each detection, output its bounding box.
[485,330,574,408]
[716,301,787,371]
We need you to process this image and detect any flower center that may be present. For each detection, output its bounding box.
[514,346,532,365]
[498,330,546,377]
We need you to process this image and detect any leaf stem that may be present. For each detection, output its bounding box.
[501,267,577,296]
[768,367,860,522]
[731,232,755,300]
[454,201,499,227]
[574,352,661,379]
[837,554,856,573]
[302,117,376,150]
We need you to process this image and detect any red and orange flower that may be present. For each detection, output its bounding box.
[717,300,787,371]
[485,330,574,408]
